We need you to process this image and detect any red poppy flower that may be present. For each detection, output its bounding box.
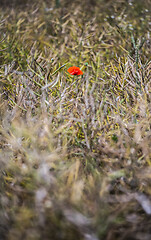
[67,66,83,75]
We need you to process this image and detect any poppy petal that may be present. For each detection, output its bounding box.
[67,66,83,75]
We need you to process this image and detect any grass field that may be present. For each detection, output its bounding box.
[0,0,151,239]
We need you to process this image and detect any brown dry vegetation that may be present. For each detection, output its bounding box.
[0,0,151,239]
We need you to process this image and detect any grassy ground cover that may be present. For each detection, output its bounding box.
[0,0,151,239]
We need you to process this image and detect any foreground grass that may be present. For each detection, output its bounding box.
[0,0,151,239]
